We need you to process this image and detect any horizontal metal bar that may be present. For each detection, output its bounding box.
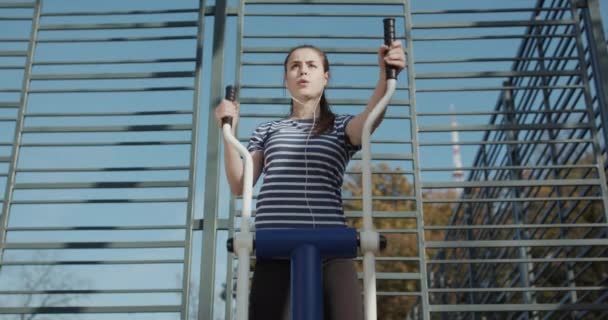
[0,156,10,162]
[7,224,185,231]
[27,110,192,117]
[0,102,20,108]
[429,287,606,293]
[0,117,15,121]
[412,7,569,15]
[37,35,198,43]
[0,38,28,42]
[414,19,575,29]
[0,65,24,69]
[39,21,198,31]
[361,256,420,262]
[429,303,607,312]
[379,229,418,234]
[0,88,22,93]
[0,16,32,21]
[417,57,578,64]
[419,138,593,146]
[417,110,587,116]
[239,97,409,106]
[41,8,198,17]
[31,71,195,81]
[1,259,183,266]
[414,34,575,41]
[362,139,411,144]
[245,12,402,17]
[342,195,415,201]
[22,124,192,133]
[10,198,188,204]
[426,239,608,248]
[359,272,420,280]
[424,196,602,203]
[345,211,417,219]
[423,178,601,189]
[28,87,195,93]
[0,2,34,8]
[17,166,189,173]
[425,223,608,230]
[34,58,196,65]
[243,47,377,54]
[416,70,579,79]
[0,305,180,314]
[427,257,608,264]
[243,34,389,40]
[21,141,191,147]
[421,164,595,171]
[419,123,590,132]
[246,0,403,4]
[405,84,585,92]
[0,51,26,57]
[352,153,412,161]
[0,288,182,295]
[5,241,185,249]
[15,181,188,189]
[377,292,421,296]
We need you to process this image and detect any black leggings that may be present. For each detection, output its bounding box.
[248,258,363,320]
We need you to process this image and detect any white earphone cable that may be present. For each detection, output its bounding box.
[291,93,323,228]
[304,108,316,228]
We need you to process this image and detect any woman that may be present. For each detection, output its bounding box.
[215,41,406,320]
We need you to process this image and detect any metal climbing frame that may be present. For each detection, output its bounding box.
[422,0,608,319]
[0,0,606,320]
[0,1,207,319]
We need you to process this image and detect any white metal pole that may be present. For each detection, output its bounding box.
[221,87,253,320]
[361,79,397,320]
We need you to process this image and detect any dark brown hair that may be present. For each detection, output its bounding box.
[283,45,335,135]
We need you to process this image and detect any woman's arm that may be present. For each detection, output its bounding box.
[346,40,406,146]
[215,99,264,196]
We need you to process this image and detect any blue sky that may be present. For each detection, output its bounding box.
[1,1,607,319]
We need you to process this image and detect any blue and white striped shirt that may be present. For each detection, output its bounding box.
[247,114,361,229]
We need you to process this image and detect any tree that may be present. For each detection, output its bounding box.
[343,163,456,319]
[0,252,91,320]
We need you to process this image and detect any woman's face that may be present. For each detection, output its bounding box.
[284,48,328,101]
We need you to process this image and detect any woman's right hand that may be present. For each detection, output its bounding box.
[214,99,240,129]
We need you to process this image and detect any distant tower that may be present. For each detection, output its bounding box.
[450,104,464,194]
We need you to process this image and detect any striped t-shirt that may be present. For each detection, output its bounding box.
[247,114,361,229]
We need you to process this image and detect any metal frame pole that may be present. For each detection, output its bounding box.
[198,0,230,319]
[0,0,42,271]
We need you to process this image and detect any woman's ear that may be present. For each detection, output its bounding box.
[324,72,330,86]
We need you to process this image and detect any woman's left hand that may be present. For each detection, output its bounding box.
[378,40,406,76]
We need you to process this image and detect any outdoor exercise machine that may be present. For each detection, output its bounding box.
[225,17,398,320]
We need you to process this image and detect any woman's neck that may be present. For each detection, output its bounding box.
[290,97,321,120]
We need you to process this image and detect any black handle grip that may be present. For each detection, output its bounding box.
[222,85,237,126]
[383,18,397,80]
